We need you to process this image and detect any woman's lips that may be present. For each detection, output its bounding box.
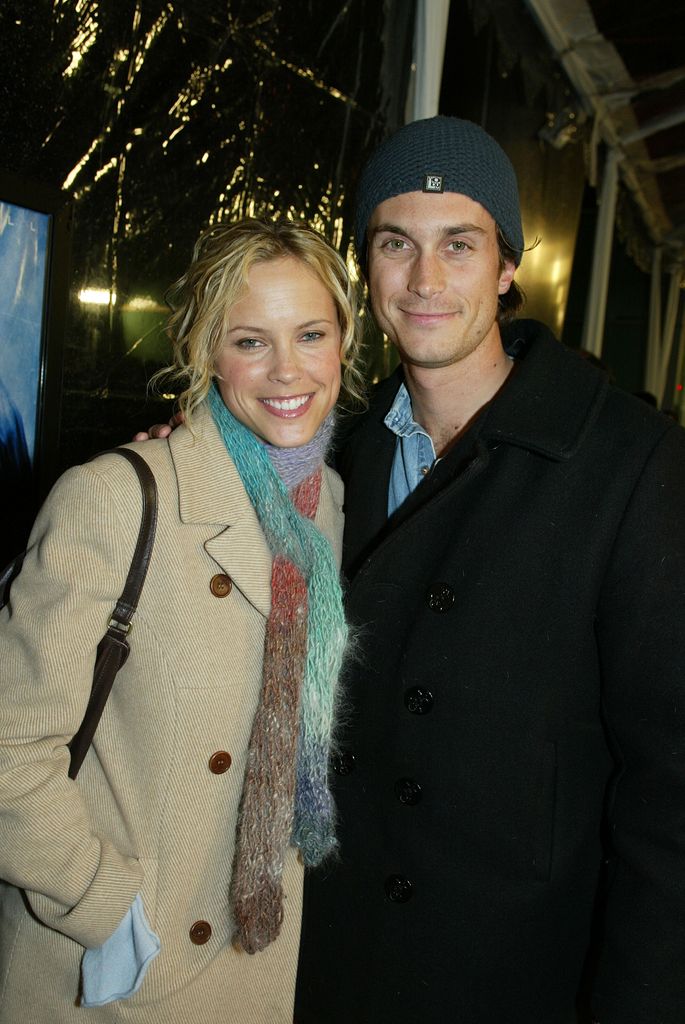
[259,394,314,418]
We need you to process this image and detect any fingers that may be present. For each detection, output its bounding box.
[151,424,172,439]
[132,410,184,443]
[131,424,171,441]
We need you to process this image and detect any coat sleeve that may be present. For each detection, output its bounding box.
[593,424,685,1023]
[0,460,144,948]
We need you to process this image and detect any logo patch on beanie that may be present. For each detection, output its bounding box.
[423,174,444,194]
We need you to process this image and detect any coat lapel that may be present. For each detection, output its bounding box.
[169,404,273,618]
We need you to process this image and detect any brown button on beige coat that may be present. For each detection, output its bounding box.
[0,401,344,1023]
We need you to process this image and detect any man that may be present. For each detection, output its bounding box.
[293,117,685,1023]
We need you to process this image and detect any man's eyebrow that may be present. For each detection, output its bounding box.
[370,222,487,238]
[370,222,410,238]
[442,223,487,236]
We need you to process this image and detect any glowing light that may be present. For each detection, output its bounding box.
[252,38,357,107]
[63,3,99,78]
[79,288,117,306]
[121,296,166,313]
[163,124,186,148]
[93,157,118,183]
[132,10,169,74]
[63,135,102,190]
[65,50,83,75]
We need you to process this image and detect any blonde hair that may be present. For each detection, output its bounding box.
[158,218,365,421]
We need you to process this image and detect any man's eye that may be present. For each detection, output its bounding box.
[383,238,408,251]
[449,240,469,252]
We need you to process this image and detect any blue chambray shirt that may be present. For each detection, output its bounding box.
[385,382,439,516]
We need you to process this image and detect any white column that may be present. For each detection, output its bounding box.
[405,0,451,123]
[645,247,663,394]
[580,148,619,357]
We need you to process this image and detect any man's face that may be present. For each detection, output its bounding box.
[367,190,515,370]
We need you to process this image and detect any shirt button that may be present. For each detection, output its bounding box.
[208,750,232,774]
[404,686,434,714]
[385,875,413,903]
[332,751,356,775]
[420,464,430,476]
[189,920,212,944]
[394,778,422,805]
[210,574,232,598]
[426,582,455,613]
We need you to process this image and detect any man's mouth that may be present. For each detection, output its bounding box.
[402,309,458,325]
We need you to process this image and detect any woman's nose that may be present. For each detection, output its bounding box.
[268,345,302,383]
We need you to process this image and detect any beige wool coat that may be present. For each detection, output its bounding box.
[0,402,344,1023]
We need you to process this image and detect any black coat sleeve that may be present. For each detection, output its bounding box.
[593,423,685,1023]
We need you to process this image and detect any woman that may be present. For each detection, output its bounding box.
[0,219,362,1022]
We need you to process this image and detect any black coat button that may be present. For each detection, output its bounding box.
[404,686,434,714]
[332,751,355,775]
[189,920,212,944]
[385,875,413,902]
[210,574,232,597]
[394,778,422,805]
[426,582,454,613]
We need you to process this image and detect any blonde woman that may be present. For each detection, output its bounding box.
[0,219,362,1022]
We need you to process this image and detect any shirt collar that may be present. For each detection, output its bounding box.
[383,382,432,441]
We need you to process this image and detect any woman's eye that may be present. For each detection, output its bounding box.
[237,337,263,349]
[301,331,323,342]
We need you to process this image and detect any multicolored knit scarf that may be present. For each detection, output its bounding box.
[207,386,347,954]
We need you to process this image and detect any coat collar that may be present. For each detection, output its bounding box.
[487,319,609,460]
[364,320,609,464]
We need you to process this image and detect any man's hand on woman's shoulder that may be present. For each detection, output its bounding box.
[132,411,185,442]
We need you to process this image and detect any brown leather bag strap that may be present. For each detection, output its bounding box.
[68,448,158,779]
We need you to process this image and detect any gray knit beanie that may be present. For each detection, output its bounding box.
[354,115,524,265]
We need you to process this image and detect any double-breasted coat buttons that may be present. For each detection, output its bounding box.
[385,875,413,902]
[394,777,422,805]
[426,582,455,613]
[209,573,232,597]
[404,686,434,714]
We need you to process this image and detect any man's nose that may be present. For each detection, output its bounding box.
[408,251,446,299]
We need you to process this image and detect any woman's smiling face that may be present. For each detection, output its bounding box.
[214,256,343,447]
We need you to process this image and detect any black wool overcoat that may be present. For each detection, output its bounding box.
[295,320,685,1024]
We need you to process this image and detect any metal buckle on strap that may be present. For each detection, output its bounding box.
[108,617,132,635]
